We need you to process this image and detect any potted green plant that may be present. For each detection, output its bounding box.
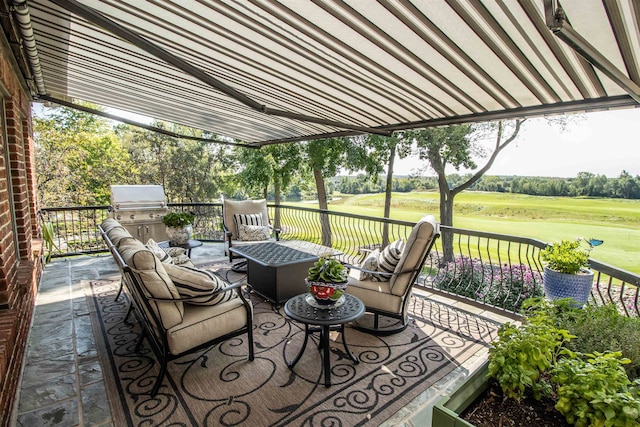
[162,212,195,246]
[306,257,348,307]
[540,238,601,306]
[42,221,59,263]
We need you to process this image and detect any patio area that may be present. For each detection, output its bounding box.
[12,242,512,427]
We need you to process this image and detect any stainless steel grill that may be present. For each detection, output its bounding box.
[110,185,168,243]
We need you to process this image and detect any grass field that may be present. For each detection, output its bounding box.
[289,192,640,274]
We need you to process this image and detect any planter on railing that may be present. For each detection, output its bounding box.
[431,361,489,427]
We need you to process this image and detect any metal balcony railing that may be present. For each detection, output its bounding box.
[38,203,639,318]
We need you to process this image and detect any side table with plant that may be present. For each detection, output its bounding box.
[540,238,602,306]
[306,257,348,307]
[163,212,195,246]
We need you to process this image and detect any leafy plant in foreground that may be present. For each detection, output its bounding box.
[42,222,59,263]
[487,298,574,400]
[554,303,640,379]
[553,351,640,427]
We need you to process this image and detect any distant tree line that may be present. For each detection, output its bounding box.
[335,171,640,199]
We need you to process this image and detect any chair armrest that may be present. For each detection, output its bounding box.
[345,263,422,278]
[344,263,393,278]
[145,280,247,302]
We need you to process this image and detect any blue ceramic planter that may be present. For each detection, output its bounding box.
[543,267,594,306]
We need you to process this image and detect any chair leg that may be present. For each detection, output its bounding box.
[135,330,146,352]
[353,312,409,336]
[123,303,134,324]
[114,280,124,301]
[150,356,167,397]
[247,325,255,361]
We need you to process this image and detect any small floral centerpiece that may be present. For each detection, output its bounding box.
[163,212,195,246]
[540,238,602,306]
[306,257,348,307]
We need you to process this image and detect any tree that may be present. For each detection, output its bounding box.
[303,137,377,246]
[115,122,233,203]
[364,132,413,246]
[236,143,303,229]
[35,104,134,207]
[411,119,525,261]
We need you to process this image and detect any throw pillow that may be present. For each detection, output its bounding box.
[375,239,405,281]
[164,247,186,257]
[357,249,380,281]
[237,224,271,241]
[163,264,237,306]
[145,238,172,264]
[233,213,263,239]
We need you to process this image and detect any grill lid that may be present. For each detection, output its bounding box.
[110,185,166,210]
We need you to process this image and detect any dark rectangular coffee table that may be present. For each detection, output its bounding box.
[229,241,339,305]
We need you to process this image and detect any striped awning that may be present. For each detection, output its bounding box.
[12,0,640,146]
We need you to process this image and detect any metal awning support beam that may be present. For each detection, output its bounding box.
[545,0,640,104]
[49,0,392,137]
[260,95,639,145]
[39,95,258,149]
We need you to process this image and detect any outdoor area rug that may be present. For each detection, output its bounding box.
[86,263,500,426]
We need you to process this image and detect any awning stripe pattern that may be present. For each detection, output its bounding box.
[18,0,640,146]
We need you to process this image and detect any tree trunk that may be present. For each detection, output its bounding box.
[273,181,281,230]
[438,178,454,263]
[313,167,332,247]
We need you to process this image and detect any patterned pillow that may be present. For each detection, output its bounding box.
[237,224,270,241]
[145,238,172,264]
[163,264,237,306]
[375,239,405,281]
[233,213,263,238]
[164,247,186,257]
[356,249,380,281]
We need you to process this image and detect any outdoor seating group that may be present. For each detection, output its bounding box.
[99,205,440,394]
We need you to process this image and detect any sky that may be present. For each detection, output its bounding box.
[95,105,640,179]
[396,108,640,178]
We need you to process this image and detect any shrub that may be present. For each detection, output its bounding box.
[482,263,543,311]
[488,298,574,400]
[489,297,640,426]
[434,256,542,311]
[554,303,640,379]
[434,256,487,299]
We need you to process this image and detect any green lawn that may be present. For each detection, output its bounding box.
[287,192,640,274]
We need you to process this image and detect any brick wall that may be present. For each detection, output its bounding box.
[0,35,41,427]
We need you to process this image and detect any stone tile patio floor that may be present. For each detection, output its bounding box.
[12,242,512,426]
